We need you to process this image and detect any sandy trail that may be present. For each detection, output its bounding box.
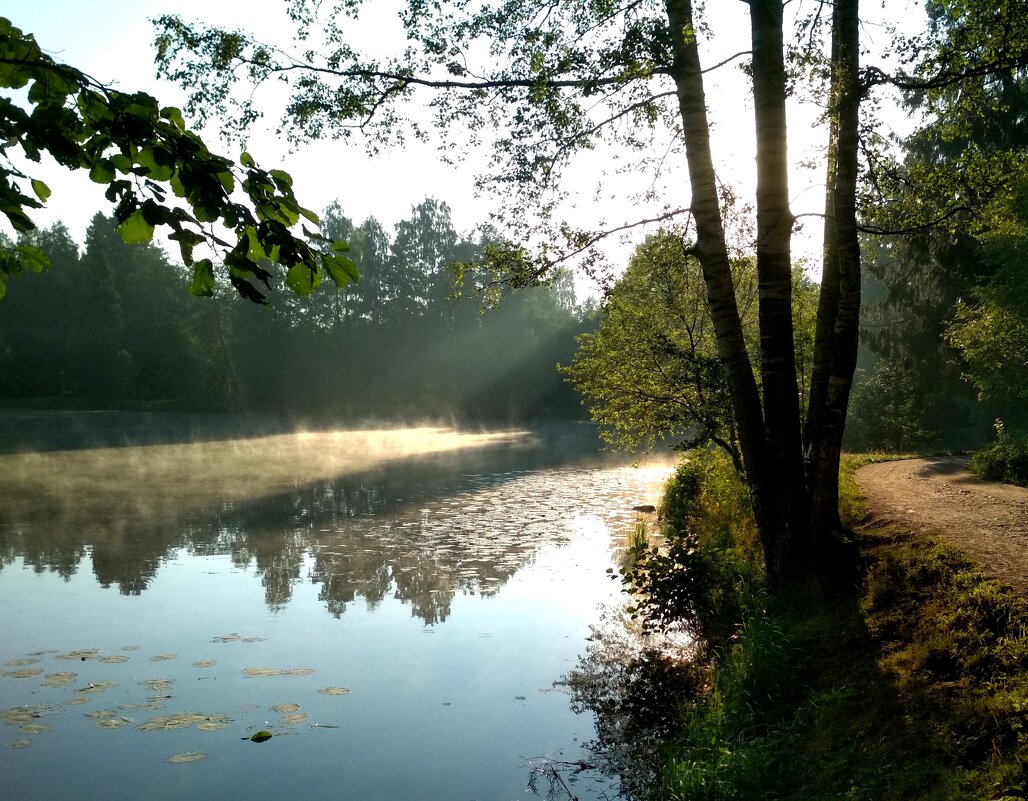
[855,457,1028,593]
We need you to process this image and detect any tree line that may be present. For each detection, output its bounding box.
[0,198,592,420]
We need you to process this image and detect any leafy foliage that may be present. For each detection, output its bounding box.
[845,358,937,451]
[563,230,747,459]
[943,202,1028,406]
[151,1,695,267]
[858,2,1028,449]
[969,421,1028,487]
[618,451,760,647]
[0,17,354,302]
[563,229,817,466]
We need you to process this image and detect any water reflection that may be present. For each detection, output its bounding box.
[0,422,676,801]
[560,610,701,799]
[0,424,668,624]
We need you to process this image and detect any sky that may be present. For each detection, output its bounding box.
[5,0,927,295]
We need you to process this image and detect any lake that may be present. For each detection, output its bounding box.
[0,418,672,801]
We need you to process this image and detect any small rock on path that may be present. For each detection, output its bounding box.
[856,457,1028,593]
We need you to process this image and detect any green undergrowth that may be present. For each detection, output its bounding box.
[969,421,1028,487]
[635,451,1028,800]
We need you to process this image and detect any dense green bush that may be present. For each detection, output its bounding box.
[969,421,1028,487]
[620,451,761,648]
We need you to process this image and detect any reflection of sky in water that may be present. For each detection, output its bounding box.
[0,428,671,801]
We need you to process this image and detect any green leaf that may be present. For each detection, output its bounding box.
[323,253,360,287]
[249,731,273,743]
[170,170,186,198]
[30,179,50,202]
[244,227,266,262]
[117,209,155,245]
[161,106,186,131]
[269,168,293,189]
[240,151,255,168]
[135,147,174,181]
[285,263,320,296]
[188,259,216,297]
[88,160,115,184]
[15,245,49,272]
[0,64,30,90]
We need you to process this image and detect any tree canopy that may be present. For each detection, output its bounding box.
[0,16,356,302]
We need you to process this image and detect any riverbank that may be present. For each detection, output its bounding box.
[643,453,1028,800]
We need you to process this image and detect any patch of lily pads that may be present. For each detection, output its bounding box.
[1,635,349,757]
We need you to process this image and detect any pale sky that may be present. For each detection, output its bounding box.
[6,1,926,292]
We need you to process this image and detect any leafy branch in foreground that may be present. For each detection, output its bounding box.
[0,17,357,302]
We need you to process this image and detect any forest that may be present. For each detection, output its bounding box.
[0,200,591,420]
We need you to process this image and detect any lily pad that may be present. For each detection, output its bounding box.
[1,710,35,725]
[121,645,141,652]
[5,658,40,667]
[143,679,175,693]
[64,696,92,706]
[41,672,77,688]
[280,712,307,725]
[84,709,117,720]
[241,637,265,643]
[197,720,229,731]
[282,668,314,677]
[3,668,43,679]
[17,723,51,735]
[210,634,242,643]
[6,739,31,749]
[80,681,117,694]
[5,703,60,722]
[318,687,351,696]
[192,660,217,668]
[96,718,133,729]
[270,703,299,714]
[55,649,100,661]
[150,654,177,662]
[99,655,129,664]
[241,667,282,678]
[167,751,206,764]
[139,712,229,732]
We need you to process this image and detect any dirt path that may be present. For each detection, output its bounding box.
[855,457,1028,592]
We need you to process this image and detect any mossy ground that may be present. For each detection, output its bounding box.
[652,453,1028,800]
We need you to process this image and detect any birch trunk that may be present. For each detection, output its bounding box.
[804,0,862,539]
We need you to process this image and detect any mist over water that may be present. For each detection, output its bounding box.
[0,417,673,801]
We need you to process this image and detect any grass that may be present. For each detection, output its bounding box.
[646,451,1028,800]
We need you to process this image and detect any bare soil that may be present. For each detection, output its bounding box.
[856,457,1028,593]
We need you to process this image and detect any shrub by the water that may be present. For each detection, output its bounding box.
[620,451,760,647]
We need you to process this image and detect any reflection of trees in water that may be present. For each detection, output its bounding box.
[0,436,668,623]
[558,609,703,799]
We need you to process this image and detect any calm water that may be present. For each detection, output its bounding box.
[0,421,671,801]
